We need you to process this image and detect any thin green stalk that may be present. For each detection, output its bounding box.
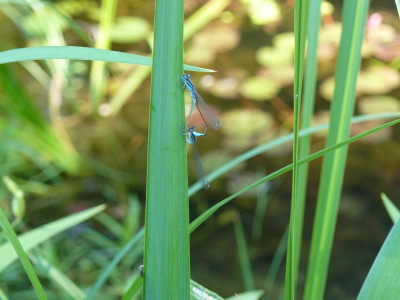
[292,0,322,288]
[143,0,189,299]
[265,228,288,300]
[233,217,255,291]
[284,0,309,298]
[0,207,47,300]
[303,1,370,299]
[188,112,400,196]
[90,0,118,108]
[190,119,400,234]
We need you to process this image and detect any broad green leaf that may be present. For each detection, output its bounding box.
[143,0,189,299]
[357,219,400,299]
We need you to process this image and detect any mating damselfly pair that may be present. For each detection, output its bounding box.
[182,73,221,189]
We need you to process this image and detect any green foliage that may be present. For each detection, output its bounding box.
[0,0,399,299]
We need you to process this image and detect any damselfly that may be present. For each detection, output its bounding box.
[183,126,210,189]
[182,73,222,131]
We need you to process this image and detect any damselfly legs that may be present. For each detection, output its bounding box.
[182,73,221,189]
[183,126,209,189]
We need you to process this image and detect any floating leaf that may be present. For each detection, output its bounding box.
[240,76,280,100]
[192,24,240,53]
[273,32,295,53]
[358,96,400,115]
[256,46,292,68]
[264,66,294,86]
[357,66,400,95]
[209,76,240,99]
[221,109,274,149]
[111,17,151,43]
[241,0,281,25]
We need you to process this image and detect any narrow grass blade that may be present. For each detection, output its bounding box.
[251,179,271,242]
[31,254,85,300]
[395,0,400,18]
[90,0,118,108]
[188,112,400,196]
[86,228,144,300]
[143,0,190,298]
[0,205,105,272]
[0,46,213,72]
[357,219,400,299]
[381,193,400,223]
[0,206,47,300]
[234,217,255,291]
[189,119,400,233]
[122,276,143,300]
[265,228,288,300]
[303,1,370,299]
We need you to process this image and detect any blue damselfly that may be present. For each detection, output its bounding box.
[182,74,222,131]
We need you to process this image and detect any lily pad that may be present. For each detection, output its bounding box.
[273,32,295,54]
[209,76,240,99]
[263,66,294,86]
[358,96,400,115]
[111,17,151,43]
[256,46,293,68]
[221,109,275,143]
[192,24,240,53]
[241,0,281,25]
[240,76,280,101]
[357,66,400,95]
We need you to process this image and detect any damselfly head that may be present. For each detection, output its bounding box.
[183,73,191,80]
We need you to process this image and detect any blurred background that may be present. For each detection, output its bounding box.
[0,0,399,299]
